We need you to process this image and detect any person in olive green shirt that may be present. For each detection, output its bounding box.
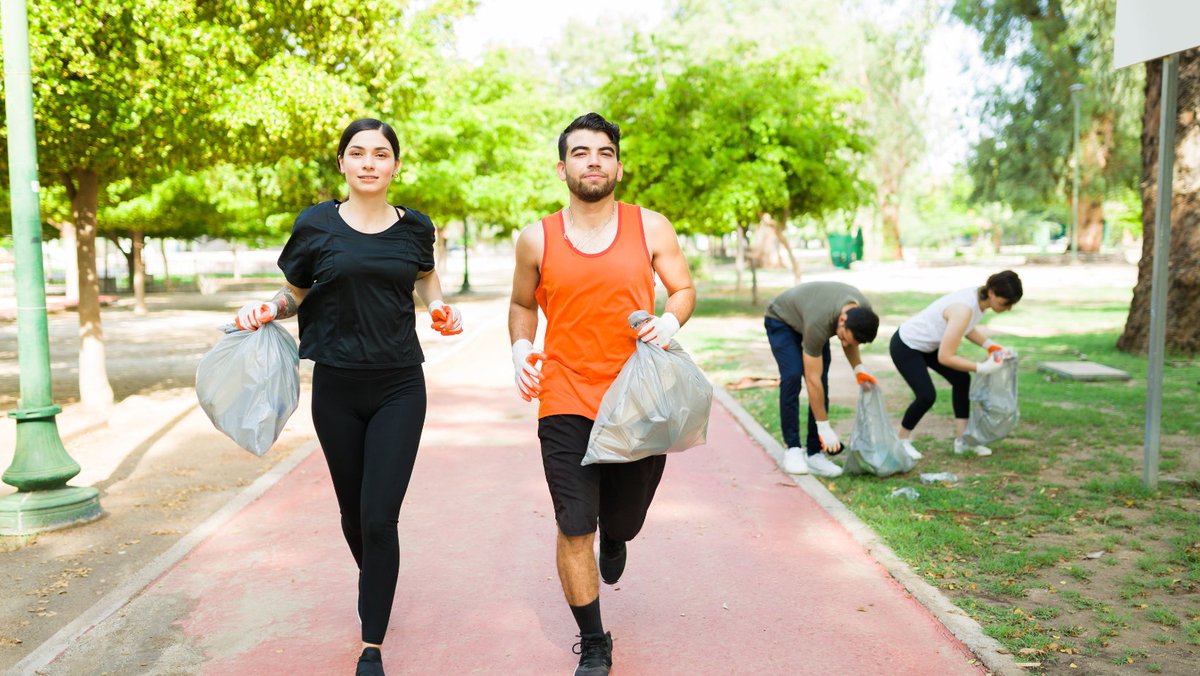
[764,281,880,477]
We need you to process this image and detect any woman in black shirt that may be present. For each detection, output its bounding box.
[233,118,461,676]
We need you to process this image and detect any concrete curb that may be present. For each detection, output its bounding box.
[711,385,1024,676]
[9,317,499,676]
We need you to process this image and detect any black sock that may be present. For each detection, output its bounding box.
[569,598,604,636]
[359,647,382,662]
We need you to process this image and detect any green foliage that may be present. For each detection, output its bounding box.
[600,42,870,235]
[397,49,563,235]
[952,0,1143,210]
[3,0,473,240]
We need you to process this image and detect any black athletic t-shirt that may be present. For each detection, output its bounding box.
[277,199,436,369]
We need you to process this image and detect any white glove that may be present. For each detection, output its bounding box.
[512,339,547,402]
[976,354,1003,375]
[428,300,463,336]
[637,312,680,348]
[235,300,277,331]
[815,420,842,454]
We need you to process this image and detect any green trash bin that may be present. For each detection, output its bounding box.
[829,233,855,269]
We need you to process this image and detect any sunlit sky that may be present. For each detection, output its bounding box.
[454,0,997,177]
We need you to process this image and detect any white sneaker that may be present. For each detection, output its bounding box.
[954,438,992,456]
[901,440,923,460]
[783,447,809,474]
[805,452,844,478]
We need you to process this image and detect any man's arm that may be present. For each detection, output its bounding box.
[508,223,543,344]
[643,208,696,324]
[841,341,863,371]
[802,351,830,421]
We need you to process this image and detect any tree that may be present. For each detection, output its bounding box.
[1117,49,1200,355]
[849,6,933,261]
[100,174,225,312]
[3,0,466,409]
[603,43,870,301]
[952,0,1142,252]
[398,49,563,274]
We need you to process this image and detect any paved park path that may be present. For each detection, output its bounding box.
[25,310,984,675]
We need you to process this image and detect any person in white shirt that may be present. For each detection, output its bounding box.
[889,270,1022,459]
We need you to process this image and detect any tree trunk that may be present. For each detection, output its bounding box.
[733,225,746,293]
[1076,198,1106,252]
[132,230,147,315]
[880,191,903,260]
[61,220,80,302]
[739,224,759,305]
[1118,49,1200,355]
[160,238,173,292]
[69,168,114,411]
[771,210,801,282]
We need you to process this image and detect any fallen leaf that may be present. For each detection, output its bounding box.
[1018,648,1041,656]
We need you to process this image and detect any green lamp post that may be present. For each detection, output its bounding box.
[1,0,102,535]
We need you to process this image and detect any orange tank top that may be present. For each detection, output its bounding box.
[535,202,655,419]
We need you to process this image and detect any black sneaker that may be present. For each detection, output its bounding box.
[572,632,613,676]
[598,532,627,585]
[356,647,385,676]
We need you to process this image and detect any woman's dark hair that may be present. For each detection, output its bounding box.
[337,118,400,159]
[844,306,879,344]
[558,112,621,161]
[979,270,1024,304]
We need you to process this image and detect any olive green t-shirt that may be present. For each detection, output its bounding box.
[765,281,872,356]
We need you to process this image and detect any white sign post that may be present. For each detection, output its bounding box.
[1114,1,1200,489]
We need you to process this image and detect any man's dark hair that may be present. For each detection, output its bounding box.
[980,270,1023,304]
[337,118,400,159]
[845,306,879,344]
[558,112,620,161]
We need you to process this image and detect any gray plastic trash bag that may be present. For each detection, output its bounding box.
[195,322,300,456]
[844,385,915,477]
[962,356,1019,446]
[583,311,713,465]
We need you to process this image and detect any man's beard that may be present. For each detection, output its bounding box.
[566,172,617,203]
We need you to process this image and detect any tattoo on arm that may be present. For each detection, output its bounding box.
[271,287,299,320]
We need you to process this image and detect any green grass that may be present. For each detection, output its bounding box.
[685,276,1200,670]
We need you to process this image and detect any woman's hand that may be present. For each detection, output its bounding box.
[428,300,462,336]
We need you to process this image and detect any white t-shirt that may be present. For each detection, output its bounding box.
[898,287,983,353]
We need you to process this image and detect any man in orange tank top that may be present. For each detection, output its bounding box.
[509,113,696,676]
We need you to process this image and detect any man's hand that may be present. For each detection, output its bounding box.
[235,300,279,331]
[976,353,1004,375]
[815,420,842,455]
[636,312,680,349]
[853,363,877,390]
[428,300,463,336]
[512,339,547,402]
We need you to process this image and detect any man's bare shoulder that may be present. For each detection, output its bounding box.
[638,207,676,234]
[516,221,546,247]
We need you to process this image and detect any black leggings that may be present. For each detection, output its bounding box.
[311,363,426,645]
[889,332,970,431]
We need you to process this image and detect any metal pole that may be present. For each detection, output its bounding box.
[0,0,101,534]
[1069,83,1085,261]
[1143,53,1179,491]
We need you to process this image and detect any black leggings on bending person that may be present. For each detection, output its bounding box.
[889,332,970,431]
[311,363,426,645]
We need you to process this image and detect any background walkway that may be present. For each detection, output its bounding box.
[27,315,982,675]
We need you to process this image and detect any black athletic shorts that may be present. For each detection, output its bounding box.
[537,414,667,539]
